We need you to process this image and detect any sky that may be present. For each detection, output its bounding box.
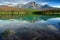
[0,0,60,8]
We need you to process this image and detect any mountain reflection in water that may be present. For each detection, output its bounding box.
[0,16,60,40]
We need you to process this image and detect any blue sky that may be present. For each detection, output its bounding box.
[0,0,60,8]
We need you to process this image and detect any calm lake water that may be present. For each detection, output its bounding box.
[0,15,60,31]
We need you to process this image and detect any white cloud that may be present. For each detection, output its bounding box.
[0,4,3,5]
[0,0,47,5]
[52,6,60,8]
[47,25,59,31]
[4,0,35,4]
[0,0,31,5]
[0,19,58,31]
[39,2,48,5]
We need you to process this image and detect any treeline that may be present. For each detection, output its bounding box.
[0,9,60,16]
[33,10,60,15]
[0,10,32,16]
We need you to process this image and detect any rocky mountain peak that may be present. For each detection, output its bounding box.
[29,1,36,4]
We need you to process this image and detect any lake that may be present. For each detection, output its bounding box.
[0,15,60,40]
[0,15,60,32]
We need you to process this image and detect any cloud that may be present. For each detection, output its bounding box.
[39,2,48,5]
[47,25,59,31]
[4,0,33,2]
[52,6,60,8]
[0,4,3,5]
[0,0,3,1]
[4,0,34,3]
[0,1,18,5]
[3,0,44,4]
[42,2,48,5]
[0,0,47,5]
[0,19,59,31]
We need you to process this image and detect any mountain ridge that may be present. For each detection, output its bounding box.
[0,2,60,11]
[14,2,59,10]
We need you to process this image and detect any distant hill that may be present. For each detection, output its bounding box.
[0,5,18,11]
[0,5,29,12]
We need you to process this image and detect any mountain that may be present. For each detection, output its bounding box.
[21,2,52,10]
[1,2,59,11]
[0,2,59,11]
[22,2,42,9]
[0,5,28,12]
[14,4,24,8]
[0,5,18,11]
[41,4,52,9]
